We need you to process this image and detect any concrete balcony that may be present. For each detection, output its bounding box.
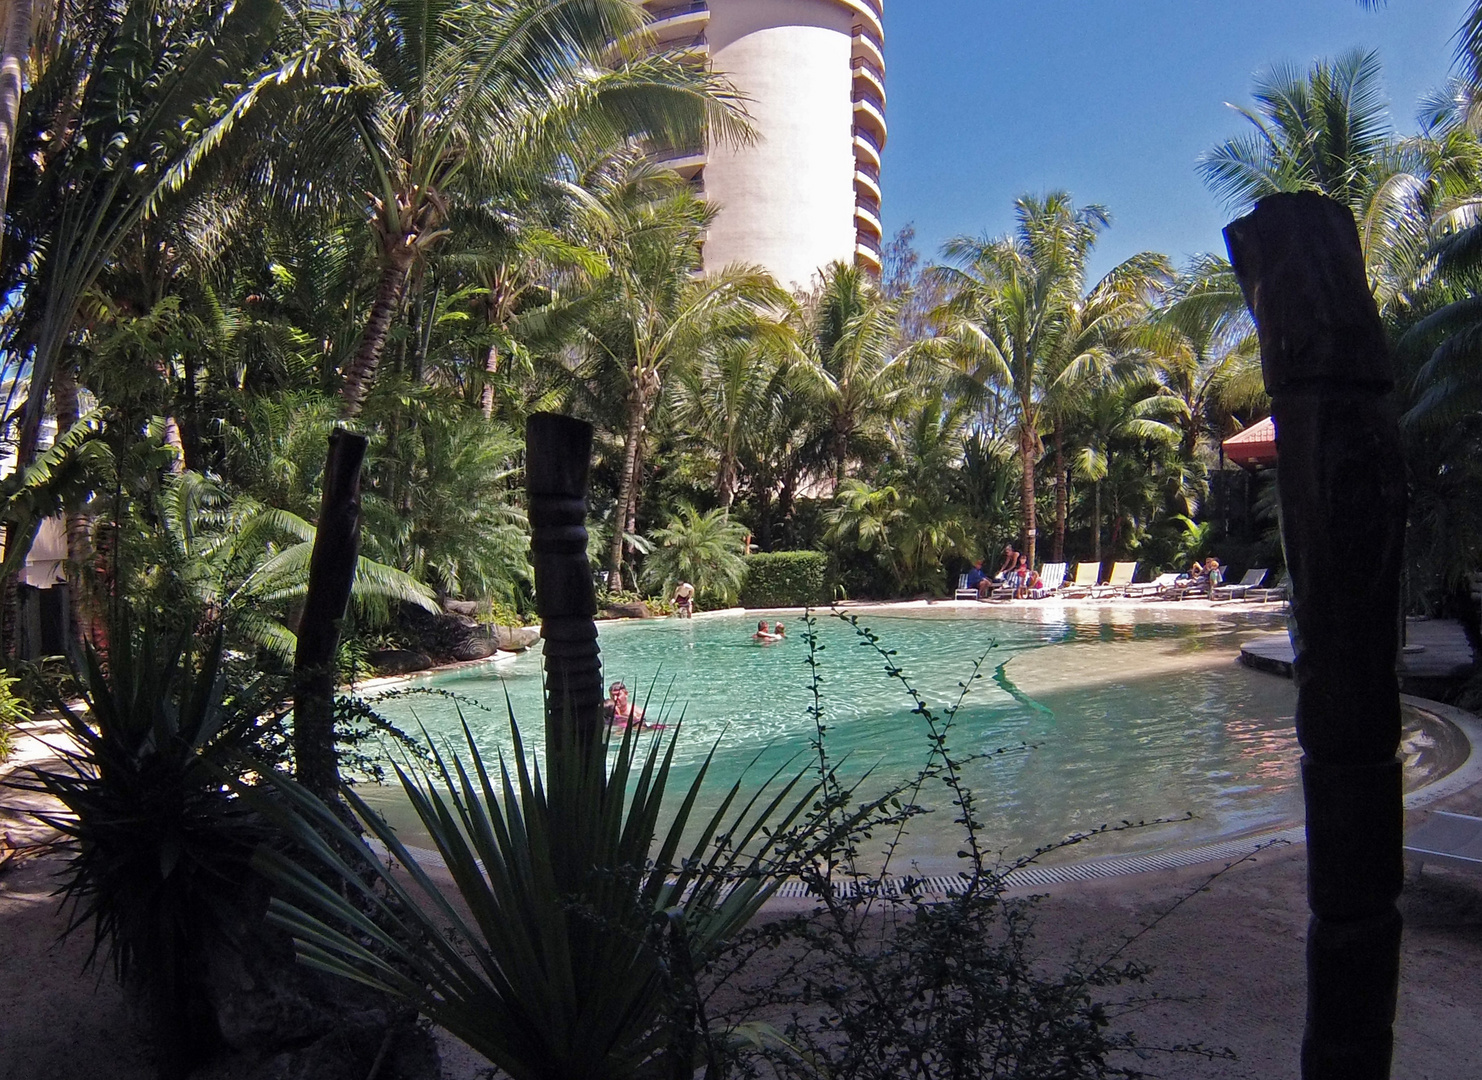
[855,200,883,239]
[854,164,881,203]
[850,56,886,107]
[852,26,885,73]
[838,0,884,43]
[853,125,882,169]
[643,1,710,46]
[853,92,887,145]
[653,145,707,180]
[856,232,883,274]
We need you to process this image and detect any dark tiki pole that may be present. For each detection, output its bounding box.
[526,413,605,754]
[294,429,369,800]
[1224,192,1407,1080]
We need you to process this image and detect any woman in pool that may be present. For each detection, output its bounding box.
[772,622,786,639]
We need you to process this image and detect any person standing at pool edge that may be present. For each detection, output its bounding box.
[672,580,695,618]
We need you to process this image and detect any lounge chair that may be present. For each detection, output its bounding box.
[1029,562,1067,598]
[1212,567,1268,601]
[1058,562,1101,598]
[1128,571,1180,599]
[953,574,980,601]
[1405,811,1482,877]
[1092,561,1137,598]
[1245,572,1289,603]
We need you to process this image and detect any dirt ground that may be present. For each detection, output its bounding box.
[5,717,1482,1080]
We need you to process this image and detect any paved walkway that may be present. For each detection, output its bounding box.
[1240,617,1476,694]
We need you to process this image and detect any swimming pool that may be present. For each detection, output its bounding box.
[362,606,1312,872]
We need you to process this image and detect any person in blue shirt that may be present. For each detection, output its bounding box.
[964,558,989,598]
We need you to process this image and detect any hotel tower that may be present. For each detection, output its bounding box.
[641,0,887,288]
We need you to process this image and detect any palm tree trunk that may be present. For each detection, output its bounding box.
[480,340,497,420]
[52,364,95,649]
[0,0,33,267]
[1053,423,1067,563]
[1092,481,1102,564]
[609,383,646,584]
[340,242,415,419]
[1019,423,1037,569]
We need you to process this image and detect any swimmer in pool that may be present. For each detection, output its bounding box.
[772,622,786,638]
[603,681,645,727]
[753,620,778,642]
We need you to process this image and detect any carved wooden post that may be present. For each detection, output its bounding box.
[1225,192,1407,1080]
[526,413,604,754]
[294,429,368,800]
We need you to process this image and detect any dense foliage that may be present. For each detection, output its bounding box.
[739,550,831,608]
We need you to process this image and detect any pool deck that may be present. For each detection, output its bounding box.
[1238,616,1476,697]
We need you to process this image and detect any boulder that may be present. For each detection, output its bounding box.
[443,598,484,617]
[604,601,653,620]
[367,649,433,675]
[490,624,540,651]
[451,636,498,662]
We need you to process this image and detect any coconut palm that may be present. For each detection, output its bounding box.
[796,262,907,490]
[571,166,789,584]
[320,0,750,418]
[931,192,1111,568]
[1198,48,1433,307]
[1067,383,1185,564]
[1152,255,1265,463]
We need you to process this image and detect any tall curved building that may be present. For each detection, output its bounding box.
[643,0,886,289]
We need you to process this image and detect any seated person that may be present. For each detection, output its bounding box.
[672,580,695,618]
[772,622,786,639]
[963,559,989,598]
[1022,567,1043,598]
[603,681,646,728]
[753,619,778,642]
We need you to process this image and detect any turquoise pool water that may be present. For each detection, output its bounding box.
[361,607,1301,872]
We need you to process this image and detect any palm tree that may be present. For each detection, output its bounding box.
[931,192,1111,568]
[797,262,906,490]
[572,166,789,584]
[320,0,750,418]
[1068,383,1184,564]
[674,333,796,514]
[1198,48,1433,306]
[1152,255,1265,461]
[642,504,749,605]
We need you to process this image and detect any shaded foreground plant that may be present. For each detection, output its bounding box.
[253,704,853,1080]
[691,611,1232,1080]
[13,628,279,1080]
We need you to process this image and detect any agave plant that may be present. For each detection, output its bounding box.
[17,627,279,1080]
[253,709,850,1080]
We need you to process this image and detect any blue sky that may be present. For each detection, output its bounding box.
[880,0,1473,280]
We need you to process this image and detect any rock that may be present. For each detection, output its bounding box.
[443,598,484,617]
[490,624,540,651]
[604,601,653,620]
[368,649,433,675]
[451,636,497,662]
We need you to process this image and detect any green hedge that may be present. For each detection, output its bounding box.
[740,551,830,608]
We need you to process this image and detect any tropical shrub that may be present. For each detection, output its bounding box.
[17,628,279,1080]
[642,504,749,605]
[0,673,28,762]
[739,550,831,607]
[254,709,845,1080]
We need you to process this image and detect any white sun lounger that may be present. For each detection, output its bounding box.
[1405,811,1482,876]
[954,574,980,601]
[1128,572,1180,599]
